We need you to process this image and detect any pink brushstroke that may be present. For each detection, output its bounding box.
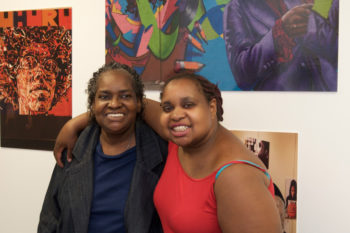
[106,0,178,58]
[158,0,178,28]
[136,0,178,56]
[109,0,141,34]
[136,27,153,57]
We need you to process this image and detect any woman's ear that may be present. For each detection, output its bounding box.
[209,98,217,120]
[90,103,95,118]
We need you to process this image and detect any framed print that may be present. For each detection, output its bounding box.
[0,8,72,150]
[106,0,338,91]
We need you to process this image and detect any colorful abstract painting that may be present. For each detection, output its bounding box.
[106,0,338,91]
[0,8,72,150]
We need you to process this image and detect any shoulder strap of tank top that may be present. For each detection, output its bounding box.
[215,160,270,180]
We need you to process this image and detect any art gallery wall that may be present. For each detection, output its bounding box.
[232,130,298,233]
[0,0,349,233]
[232,131,298,198]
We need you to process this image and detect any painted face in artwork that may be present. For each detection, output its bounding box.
[16,43,58,115]
[160,77,217,147]
[92,70,141,136]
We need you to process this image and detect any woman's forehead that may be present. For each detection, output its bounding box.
[97,70,134,90]
[163,78,203,97]
[22,43,51,58]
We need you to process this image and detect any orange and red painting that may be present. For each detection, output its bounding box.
[0,8,72,150]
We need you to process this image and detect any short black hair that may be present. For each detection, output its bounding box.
[86,62,144,122]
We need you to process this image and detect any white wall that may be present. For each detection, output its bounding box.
[0,0,349,232]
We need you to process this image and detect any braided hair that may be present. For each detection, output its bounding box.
[160,72,224,121]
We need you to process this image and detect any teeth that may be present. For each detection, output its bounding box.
[173,126,188,132]
[108,113,123,117]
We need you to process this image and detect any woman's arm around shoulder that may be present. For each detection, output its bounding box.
[143,98,168,140]
[54,112,90,167]
[215,163,282,233]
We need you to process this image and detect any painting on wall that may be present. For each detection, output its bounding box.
[0,8,72,150]
[106,0,338,91]
[232,130,298,233]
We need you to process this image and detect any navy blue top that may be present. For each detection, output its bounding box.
[88,141,137,233]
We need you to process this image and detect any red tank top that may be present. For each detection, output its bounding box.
[153,142,274,233]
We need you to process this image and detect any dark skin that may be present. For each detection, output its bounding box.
[54,87,282,233]
[54,112,88,167]
[54,2,313,167]
[157,78,281,233]
[281,3,313,38]
[53,99,161,168]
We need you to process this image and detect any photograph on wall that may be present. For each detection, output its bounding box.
[244,137,270,168]
[0,8,72,150]
[285,178,297,219]
[106,0,338,91]
[232,129,298,233]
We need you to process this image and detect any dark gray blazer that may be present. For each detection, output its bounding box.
[38,121,168,233]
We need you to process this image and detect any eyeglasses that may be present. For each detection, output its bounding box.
[19,55,60,76]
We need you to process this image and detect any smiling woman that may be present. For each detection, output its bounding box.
[52,70,283,233]
[38,62,168,233]
[87,66,141,155]
[151,73,282,233]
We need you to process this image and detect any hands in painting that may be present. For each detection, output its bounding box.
[282,3,313,38]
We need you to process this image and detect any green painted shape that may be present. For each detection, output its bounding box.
[313,0,333,18]
[136,0,178,59]
[112,35,121,46]
[201,18,219,40]
[216,0,231,6]
[188,0,206,31]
